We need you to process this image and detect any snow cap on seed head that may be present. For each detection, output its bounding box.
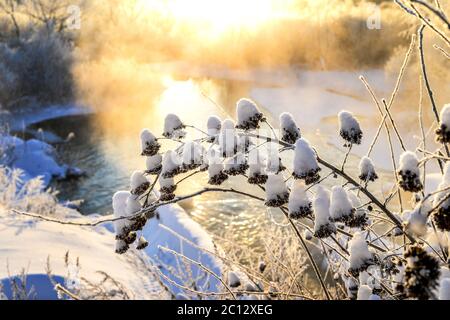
[359,156,378,182]
[140,129,160,156]
[236,98,265,130]
[293,138,321,184]
[338,111,363,145]
[163,114,186,139]
[280,112,301,144]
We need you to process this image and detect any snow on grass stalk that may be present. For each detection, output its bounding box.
[136,236,149,251]
[436,104,450,144]
[146,154,162,175]
[130,171,150,196]
[219,119,239,157]
[224,152,249,176]
[207,115,222,143]
[159,176,176,201]
[227,271,241,288]
[288,181,312,219]
[348,231,374,276]
[163,114,186,139]
[338,111,363,145]
[182,141,205,171]
[347,190,369,228]
[266,150,286,174]
[359,156,378,182]
[292,138,321,184]
[207,157,229,186]
[398,151,423,193]
[265,173,289,207]
[280,112,301,144]
[161,150,182,178]
[140,129,160,156]
[235,98,265,131]
[403,244,440,300]
[313,186,336,238]
[112,191,131,253]
[330,186,355,225]
[247,149,268,185]
[433,162,450,231]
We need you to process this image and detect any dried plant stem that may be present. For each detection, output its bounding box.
[54,284,81,300]
[433,44,450,58]
[158,246,237,299]
[411,3,450,46]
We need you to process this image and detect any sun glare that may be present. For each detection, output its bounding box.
[136,0,296,34]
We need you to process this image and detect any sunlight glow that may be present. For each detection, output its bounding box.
[136,0,296,34]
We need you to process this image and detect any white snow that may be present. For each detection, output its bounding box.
[159,176,175,190]
[163,114,185,138]
[143,204,224,296]
[227,271,241,288]
[219,119,239,156]
[440,104,450,128]
[161,150,181,177]
[265,173,288,201]
[208,158,225,178]
[279,112,301,143]
[182,141,204,166]
[399,151,420,176]
[313,186,333,231]
[146,154,162,173]
[0,135,76,187]
[433,162,450,209]
[140,129,157,150]
[125,194,142,217]
[329,186,354,222]
[207,115,222,140]
[130,171,150,191]
[293,138,320,178]
[0,204,166,300]
[224,152,246,172]
[288,181,311,214]
[339,110,361,134]
[248,149,266,177]
[266,150,284,173]
[236,98,262,128]
[439,278,450,300]
[359,156,377,181]
[348,232,372,272]
[357,285,372,300]
[112,191,131,236]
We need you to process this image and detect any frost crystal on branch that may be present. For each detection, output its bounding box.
[313,186,336,238]
[433,162,450,231]
[236,98,265,130]
[130,171,150,196]
[398,151,423,193]
[436,104,450,144]
[163,114,186,139]
[404,244,440,300]
[338,111,363,145]
[288,181,312,219]
[146,154,162,175]
[248,149,268,185]
[207,115,222,143]
[330,186,355,225]
[280,112,301,144]
[265,173,289,207]
[161,150,182,178]
[292,138,321,184]
[359,156,378,182]
[348,232,374,276]
[140,129,160,156]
